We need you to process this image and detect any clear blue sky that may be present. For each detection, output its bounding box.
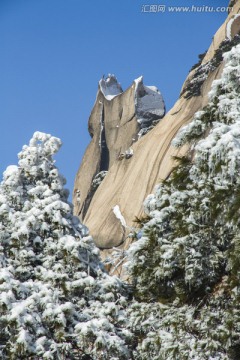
[0,0,229,199]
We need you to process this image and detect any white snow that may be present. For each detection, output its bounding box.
[125,147,134,159]
[134,76,143,87]
[226,15,240,40]
[3,165,18,179]
[112,205,126,228]
[134,76,165,124]
[99,74,123,100]
[99,103,104,148]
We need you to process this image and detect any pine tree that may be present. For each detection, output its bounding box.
[0,132,131,360]
[126,43,240,359]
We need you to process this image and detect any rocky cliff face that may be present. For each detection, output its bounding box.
[74,1,240,253]
[73,75,165,243]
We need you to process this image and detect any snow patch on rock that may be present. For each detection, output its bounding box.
[226,15,240,40]
[134,76,165,129]
[112,205,126,228]
[99,74,123,100]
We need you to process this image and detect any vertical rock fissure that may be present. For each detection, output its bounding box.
[81,105,110,220]
[99,105,109,172]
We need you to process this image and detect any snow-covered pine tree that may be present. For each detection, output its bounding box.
[126,43,240,359]
[0,132,131,360]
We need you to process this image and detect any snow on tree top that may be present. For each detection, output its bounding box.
[3,165,18,179]
[29,131,62,151]
[0,131,130,359]
[15,132,63,179]
[17,131,61,170]
[3,165,19,186]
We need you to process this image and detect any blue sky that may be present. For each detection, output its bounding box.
[0,0,229,199]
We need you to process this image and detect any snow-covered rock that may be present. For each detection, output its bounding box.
[99,74,123,100]
[226,14,240,40]
[134,76,165,128]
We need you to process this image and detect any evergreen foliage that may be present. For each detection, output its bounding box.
[181,35,240,99]
[127,43,240,359]
[0,132,131,360]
